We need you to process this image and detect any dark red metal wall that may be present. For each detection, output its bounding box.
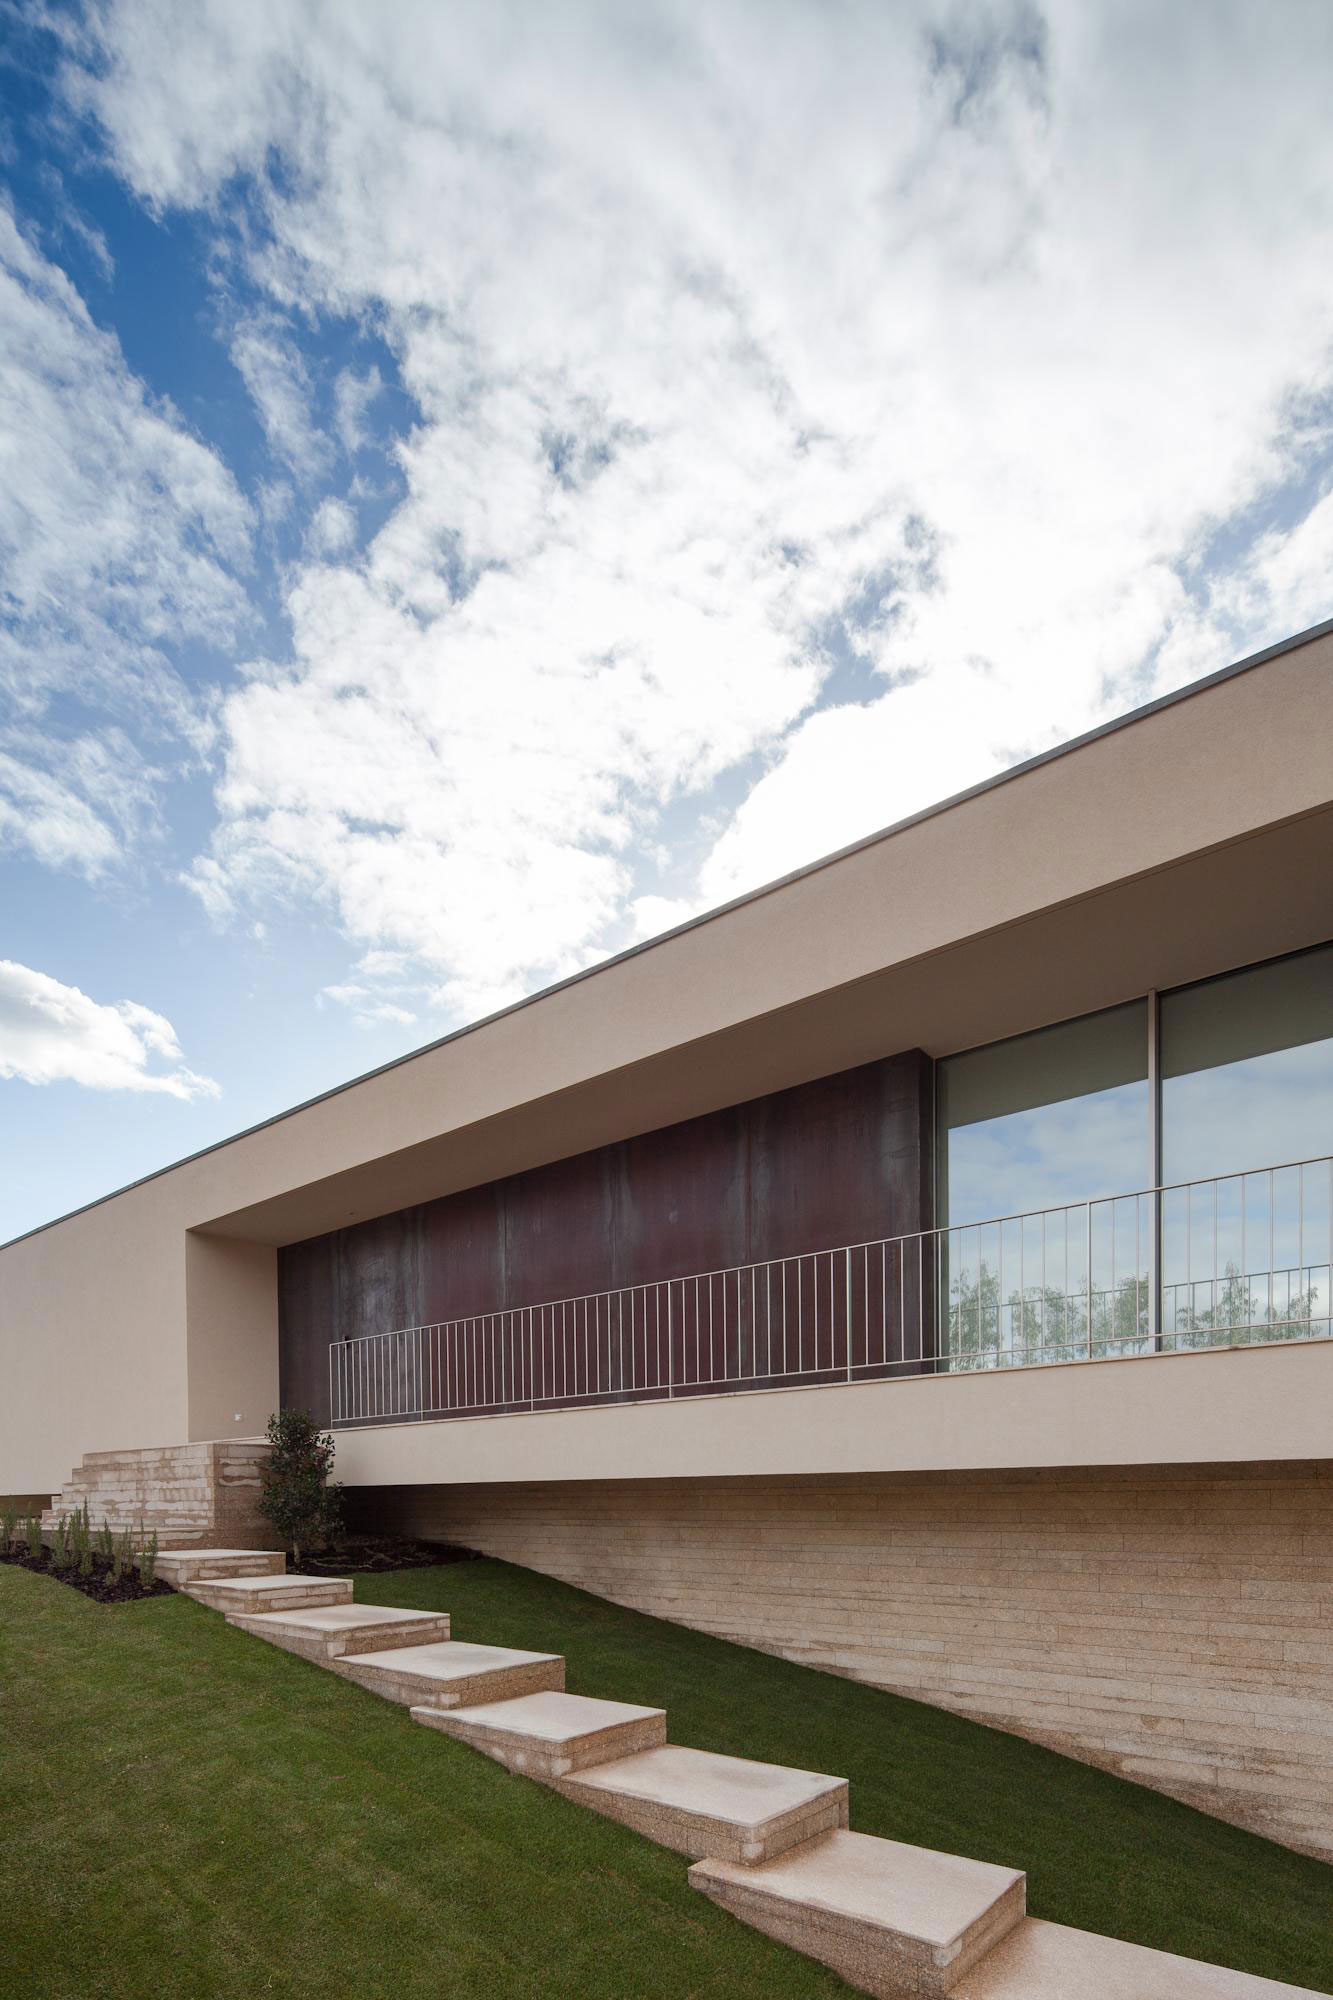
[279,1049,933,1420]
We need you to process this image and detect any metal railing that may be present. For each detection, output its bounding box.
[329,1154,1333,1427]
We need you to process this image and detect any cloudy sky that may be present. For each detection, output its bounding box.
[2,0,1332,1244]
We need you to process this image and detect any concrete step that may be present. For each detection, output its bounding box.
[556,1743,848,1863]
[690,1830,1025,1998]
[187,1574,353,1615]
[412,1690,665,1778]
[341,1639,564,1709]
[227,1603,452,1664]
[951,1916,1328,2000]
[157,1549,286,1588]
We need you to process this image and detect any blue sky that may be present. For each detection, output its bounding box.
[2,0,1333,1246]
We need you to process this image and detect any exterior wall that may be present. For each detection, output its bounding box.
[0,1178,191,1497]
[45,1440,274,1548]
[186,1235,279,1444]
[279,1052,933,1421]
[2,625,1331,1490]
[354,1461,1333,1860]
[329,1338,1333,1485]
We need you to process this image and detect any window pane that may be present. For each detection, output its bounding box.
[1161,944,1333,1186]
[939,1001,1149,1227]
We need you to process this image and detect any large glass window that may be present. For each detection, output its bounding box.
[932,945,1333,1368]
[1159,943,1333,1348]
[937,1003,1151,1368]
[1160,943,1333,1185]
[938,1001,1149,1227]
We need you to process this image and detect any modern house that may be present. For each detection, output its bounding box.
[3,620,1331,1863]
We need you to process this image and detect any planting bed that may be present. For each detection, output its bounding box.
[0,1539,173,1604]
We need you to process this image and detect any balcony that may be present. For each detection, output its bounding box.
[329,1153,1333,1428]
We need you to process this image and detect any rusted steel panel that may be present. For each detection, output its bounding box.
[617,1101,748,1284]
[280,1049,935,1413]
[501,1142,616,1309]
[420,1177,504,1323]
[277,1231,338,1422]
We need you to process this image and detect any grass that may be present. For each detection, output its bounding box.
[2,1561,1330,2000]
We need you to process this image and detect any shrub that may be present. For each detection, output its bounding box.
[259,1410,344,1568]
[98,1518,115,1564]
[24,1514,43,1560]
[114,1528,132,1581]
[139,1528,158,1591]
[51,1514,71,1572]
[1,1506,15,1555]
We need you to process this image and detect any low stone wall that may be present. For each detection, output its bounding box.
[44,1440,273,1548]
[352,1460,1333,1860]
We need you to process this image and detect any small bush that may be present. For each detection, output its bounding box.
[51,1514,71,1572]
[138,1528,159,1591]
[24,1514,43,1560]
[259,1410,344,1567]
[0,1506,15,1555]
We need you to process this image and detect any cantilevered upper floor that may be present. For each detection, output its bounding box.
[1,619,1331,1495]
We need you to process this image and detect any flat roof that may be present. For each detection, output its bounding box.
[6,613,1331,1250]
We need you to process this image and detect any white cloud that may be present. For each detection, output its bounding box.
[0,198,251,871]
[67,1,1333,1007]
[319,979,418,1029]
[333,363,383,454]
[0,959,220,1099]
[230,314,330,481]
[306,496,356,557]
[0,730,160,877]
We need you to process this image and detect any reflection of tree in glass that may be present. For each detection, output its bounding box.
[944,1260,1150,1370]
[944,1256,1321,1369]
[1167,1262,1319,1349]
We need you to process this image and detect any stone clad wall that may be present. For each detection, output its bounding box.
[42,1440,272,1548]
[355,1460,1333,1860]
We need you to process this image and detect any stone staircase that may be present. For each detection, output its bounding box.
[43,1442,272,1548]
[164,1550,1325,2000]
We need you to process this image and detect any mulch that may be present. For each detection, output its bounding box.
[289,1535,481,1576]
[0,1543,174,1604]
[3,1532,478,1601]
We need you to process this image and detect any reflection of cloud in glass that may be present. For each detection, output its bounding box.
[945,1081,1149,1227]
[1162,1041,1333,1185]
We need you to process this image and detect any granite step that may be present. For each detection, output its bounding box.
[227,1603,452,1664]
[187,1574,353,1615]
[411,1690,665,1777]
[690,1830,1025,1998]
[157,1549,286,1588]
[556,1743,848,1864]
[952,1915,1328,2000]
[342,1639,564,1709]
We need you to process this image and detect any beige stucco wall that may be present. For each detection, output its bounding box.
[0,1180,191,1495]
[2,626,1331,1491]
[356,1460,1333,1860]
[184,1235,279,1445]
[331,1340,1333,1488]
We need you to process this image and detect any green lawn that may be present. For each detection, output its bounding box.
[2,1560,1330,1999]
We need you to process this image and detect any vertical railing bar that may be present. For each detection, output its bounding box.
[1212,1178,1219,1338]
[845,1247,853,1381]
[1298,1162,1305,1337]
[668,1282,674,1398]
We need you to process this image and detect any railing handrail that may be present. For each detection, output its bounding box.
[341,1150,1333,1349]
[329,1150,1333,1425]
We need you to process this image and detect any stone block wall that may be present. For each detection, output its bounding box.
[42,1440,273,1548]
[353,1460,1333,1860]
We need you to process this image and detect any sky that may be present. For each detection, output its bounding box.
[2,0,1332,1247]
